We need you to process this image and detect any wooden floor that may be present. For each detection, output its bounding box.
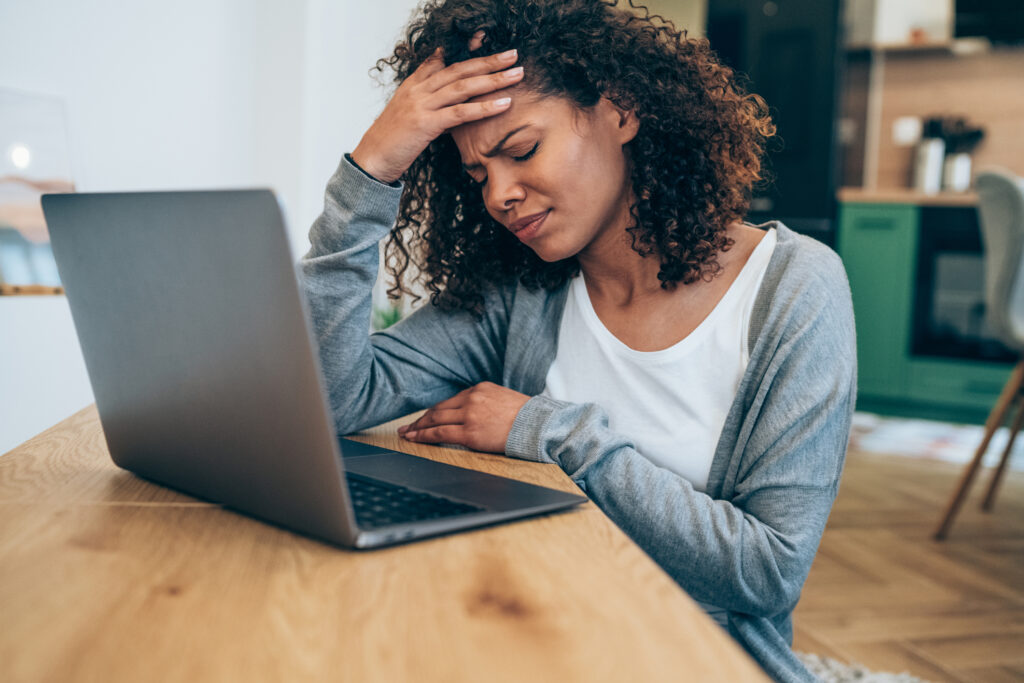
[793,448,1024,682]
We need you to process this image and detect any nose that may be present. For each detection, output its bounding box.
[483,166,526,214]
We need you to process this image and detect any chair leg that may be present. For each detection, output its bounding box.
[981,394,1024,512]
[933,359,1024,540]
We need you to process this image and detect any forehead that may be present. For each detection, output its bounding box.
[449,87,579,155]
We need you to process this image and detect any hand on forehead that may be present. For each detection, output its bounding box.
[464,29,524,109]
[464,29,524,107]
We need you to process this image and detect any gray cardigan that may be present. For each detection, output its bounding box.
[301,156,857,683]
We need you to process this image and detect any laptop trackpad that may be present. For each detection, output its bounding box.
[344,449,494,488]
[342,450,568,511]
[339,438,402,459]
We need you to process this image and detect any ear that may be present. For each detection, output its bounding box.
[598,96,640,145]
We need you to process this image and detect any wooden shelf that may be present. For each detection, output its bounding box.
[846,41,954,53]
[838,187,978,207]
[0,284,64,296]
[845,38,995,57]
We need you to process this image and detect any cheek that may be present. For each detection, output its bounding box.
[552,138,627,202]
[554,139,593,181]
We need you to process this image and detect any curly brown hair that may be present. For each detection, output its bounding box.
[376,0,775,315]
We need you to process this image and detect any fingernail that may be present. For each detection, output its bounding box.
[493,97,511,107]
[505,66,523,79]
[406,430,418,439]
[500,49,517,60]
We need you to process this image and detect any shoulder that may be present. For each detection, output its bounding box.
[753,221,852,312]
[767,222,848,291]
[747,221,855,355]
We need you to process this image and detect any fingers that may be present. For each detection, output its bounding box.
[400,408,464,434]
[435,99,511,129]
[397,382,527,454]
[402,424,463,445]
[429,67,523,108]
[426,48,518,91]
[408,46,521,131]
[407,47,446,84]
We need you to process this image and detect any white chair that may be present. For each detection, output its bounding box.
[935,169,1024,540]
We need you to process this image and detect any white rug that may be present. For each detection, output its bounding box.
[850,412,1024,471]
[797,653,934,683]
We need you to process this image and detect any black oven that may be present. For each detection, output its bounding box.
[911,206,1016,363]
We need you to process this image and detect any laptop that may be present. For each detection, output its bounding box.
[40,189,586,549]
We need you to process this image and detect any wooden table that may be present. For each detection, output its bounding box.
[0,406,767,682]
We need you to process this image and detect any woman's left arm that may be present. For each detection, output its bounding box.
[505,272,856,619]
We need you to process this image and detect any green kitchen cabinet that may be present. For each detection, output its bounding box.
[837,201,1014,422]
[837,202,918,399]
[905,357,1013,412]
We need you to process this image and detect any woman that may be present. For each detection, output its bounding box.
[302,1,856,681]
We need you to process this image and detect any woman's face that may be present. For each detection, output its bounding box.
[450,87,639,263]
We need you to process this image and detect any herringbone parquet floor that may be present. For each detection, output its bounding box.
[793,449,1024,682]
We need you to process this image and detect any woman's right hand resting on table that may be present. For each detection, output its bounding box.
[351,33,523,185]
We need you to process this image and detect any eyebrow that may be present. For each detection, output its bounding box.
[461,124,532,172]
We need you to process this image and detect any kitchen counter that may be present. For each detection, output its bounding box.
[838,187,978,207]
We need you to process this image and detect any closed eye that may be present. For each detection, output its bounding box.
[467,142,540,187]
[512,142,539,162]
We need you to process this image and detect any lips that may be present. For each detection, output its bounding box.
[509,210,550,234]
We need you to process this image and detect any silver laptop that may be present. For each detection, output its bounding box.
[41,189,585,549]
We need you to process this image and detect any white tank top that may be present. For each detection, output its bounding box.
[540,229,777,491]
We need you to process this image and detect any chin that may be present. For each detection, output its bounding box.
[532,250,564,263]
[529,243,577,263]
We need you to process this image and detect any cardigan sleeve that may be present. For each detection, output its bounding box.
[505,260,856,620]
[300,155,510,435]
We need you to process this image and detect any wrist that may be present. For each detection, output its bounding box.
[350,145,399,185]
[505,395,563,464]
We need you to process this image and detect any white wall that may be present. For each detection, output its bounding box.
[299,0,422,233]
[1,1,307,232]
[0,0,406,454]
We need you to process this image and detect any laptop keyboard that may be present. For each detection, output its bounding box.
[345,473,484,529]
